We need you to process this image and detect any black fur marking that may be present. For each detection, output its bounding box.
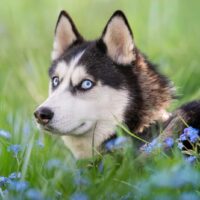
[78,43,127,89]
[120,65,143,132]
[181,100,200,129]
[96,39,107,54]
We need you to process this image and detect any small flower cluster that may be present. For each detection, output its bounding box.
[143,137,174,154]
[143,138,162,153]
[143,126,200,163]
[104,136,128,151]
[0,128,46,198]
[0,172,27,193]
[0,172,44,199]
[178,127,200,148]
[177,126,200,163]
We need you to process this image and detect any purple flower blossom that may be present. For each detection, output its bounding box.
[104,136,127,151]
[114,136,127,146]
[177,126,200,151]
[0,129,11,139]
[104,139,115,151]
[184,127,199,143]
[143,138,162,153]
[180,133,187,141]
[7,144,22,157]
[185,155,197,163]
[8,181,28,192]
[164,137,174,148]
[0,176,9,187]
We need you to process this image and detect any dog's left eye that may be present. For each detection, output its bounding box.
[52,76,60,88]
[80,79,94,90]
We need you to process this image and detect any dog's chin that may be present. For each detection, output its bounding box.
[38,121,94,136]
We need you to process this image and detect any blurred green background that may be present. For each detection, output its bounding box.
[0,0,200,117]
[0,0,200,199]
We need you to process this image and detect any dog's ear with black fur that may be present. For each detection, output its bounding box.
[52,10,83,60]
[101,10,136,65]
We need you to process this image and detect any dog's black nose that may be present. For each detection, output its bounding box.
[34,107,54,125]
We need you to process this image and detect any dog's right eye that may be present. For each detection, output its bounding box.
[52,76,60,88]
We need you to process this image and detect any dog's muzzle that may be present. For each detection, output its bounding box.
[34,107,54,125]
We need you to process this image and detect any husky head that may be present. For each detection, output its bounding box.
[34,10,173,159]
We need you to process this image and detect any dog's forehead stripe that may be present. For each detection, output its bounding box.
[52,50,85,76]
[50,50,87,92]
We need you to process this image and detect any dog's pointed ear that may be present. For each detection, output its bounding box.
[52,11,83,60]
[101,10,136,64]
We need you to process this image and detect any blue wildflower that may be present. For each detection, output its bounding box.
[185,155,197,163]
[104,139,115,151]
[8,181,28,192]
[164,137,174,148]
[0,129,11,139]
[0,176,9,187]
[184,127,199,143]
[143,138,162,153]
[105,136,127,151]
[7,144,22,157]
[9,172,21,180]
[180,133,187,141]
[114,136,127,146]
[26,189,43,200]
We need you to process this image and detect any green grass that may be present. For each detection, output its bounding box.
[0,0,200,199]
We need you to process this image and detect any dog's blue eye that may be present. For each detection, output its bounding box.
[52,76,59,88]
[81,80,93,90]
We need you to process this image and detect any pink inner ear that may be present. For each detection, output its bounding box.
[102,16,135,64]
[52,11,83,60]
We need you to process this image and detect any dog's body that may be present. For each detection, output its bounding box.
[34,10,199,159]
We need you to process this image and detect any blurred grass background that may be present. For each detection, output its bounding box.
[0,0,200,199]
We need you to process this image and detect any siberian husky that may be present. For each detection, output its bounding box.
[34,10,200,159]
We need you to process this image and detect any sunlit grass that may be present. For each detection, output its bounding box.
[0,0,200,199]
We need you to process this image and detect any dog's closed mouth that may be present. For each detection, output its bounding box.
[70,122,86,132]
[42,122,86,135]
